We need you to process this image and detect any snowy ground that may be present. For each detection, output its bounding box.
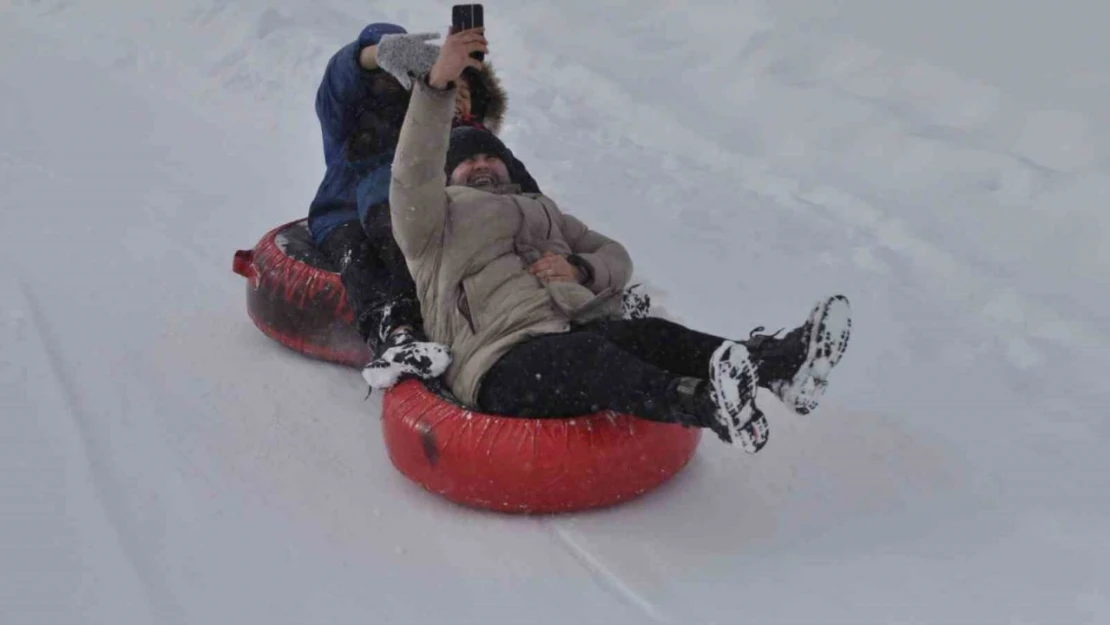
[3,1,1108,623]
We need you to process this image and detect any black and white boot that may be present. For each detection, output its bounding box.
[361,328,452,390]
[621,284,652,320]
[670,342,769,453]
[744,295,852,415]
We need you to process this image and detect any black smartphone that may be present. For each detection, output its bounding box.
[451,4,484,61]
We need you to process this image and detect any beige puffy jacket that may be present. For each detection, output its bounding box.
[389,79,633,405]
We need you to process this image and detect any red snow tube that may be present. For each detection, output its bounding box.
[233,219,371,367]
[234,220,702,514]
[383,380,701,514]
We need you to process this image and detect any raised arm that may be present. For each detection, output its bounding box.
[389,28,489,260]
[314,24,404,158]
[388,80,453,259]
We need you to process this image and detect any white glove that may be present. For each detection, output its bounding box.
[376,32,442,90]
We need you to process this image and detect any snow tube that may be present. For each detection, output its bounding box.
[233,219,371,367]
[234,221,702,514]
[383,379,702,514]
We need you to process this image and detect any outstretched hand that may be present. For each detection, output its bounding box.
[529,252,585,284]
[428,28,487,90]
[375,32,443,90]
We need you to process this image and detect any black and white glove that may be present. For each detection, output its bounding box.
[376,32,442,90]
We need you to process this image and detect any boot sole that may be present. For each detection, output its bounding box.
[709,342,768,452]
[773,295,852,415]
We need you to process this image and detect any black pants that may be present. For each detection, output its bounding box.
[317,208,421,351]
[476,318,726,423]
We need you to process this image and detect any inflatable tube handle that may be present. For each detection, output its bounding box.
[233,250,256,279]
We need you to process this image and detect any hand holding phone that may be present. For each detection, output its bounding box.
[427,28,487,89]
[451,4,485,61]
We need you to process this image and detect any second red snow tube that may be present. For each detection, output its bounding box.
[234,220,702,514]
[233,219,371,367]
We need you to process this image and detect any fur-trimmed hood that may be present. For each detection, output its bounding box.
[346,62,508,162]
[462,62,507,134]
[451,64,541,194]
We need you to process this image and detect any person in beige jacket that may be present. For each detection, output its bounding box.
[388,29,854,452]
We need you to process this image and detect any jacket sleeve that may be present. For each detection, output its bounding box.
[314,40,378,148]
[388,78,456,260]
[559,212,633,294]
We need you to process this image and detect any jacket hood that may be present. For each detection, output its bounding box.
[463,62,507,134]
[344,62,509,163]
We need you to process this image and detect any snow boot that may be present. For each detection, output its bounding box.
[621,283,652,320]
[362,328,452,390]
[743,295,852,415]
[671,342,769,453]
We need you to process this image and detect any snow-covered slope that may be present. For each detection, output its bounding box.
[3,1,1107,623]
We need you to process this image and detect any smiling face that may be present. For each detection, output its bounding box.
[449,153,511,188]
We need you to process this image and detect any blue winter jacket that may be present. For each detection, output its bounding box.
[307,23,408,245]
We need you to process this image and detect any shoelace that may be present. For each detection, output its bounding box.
[745,325,785,351]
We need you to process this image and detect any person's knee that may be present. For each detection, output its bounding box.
[317,221,365,264]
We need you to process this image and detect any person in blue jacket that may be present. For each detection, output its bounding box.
[308,23,540,386]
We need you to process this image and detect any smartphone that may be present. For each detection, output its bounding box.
[451,4,484,61]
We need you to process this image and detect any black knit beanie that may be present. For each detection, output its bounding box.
[444,126,516,182]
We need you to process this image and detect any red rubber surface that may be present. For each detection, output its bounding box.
[234,219,371,368]
[382,379,702,514]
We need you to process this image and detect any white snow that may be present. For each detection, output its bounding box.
[3,0,1108,623]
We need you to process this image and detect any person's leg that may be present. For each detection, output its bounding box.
[317,220,390,347]
[360,204,423,344]
[588,295,855,418]
[576,317,728,379]
[476,331,768,450]
[352,205,452,388]
[317,205,422,353]
[477,332,696,423]
[318,220,449,388]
